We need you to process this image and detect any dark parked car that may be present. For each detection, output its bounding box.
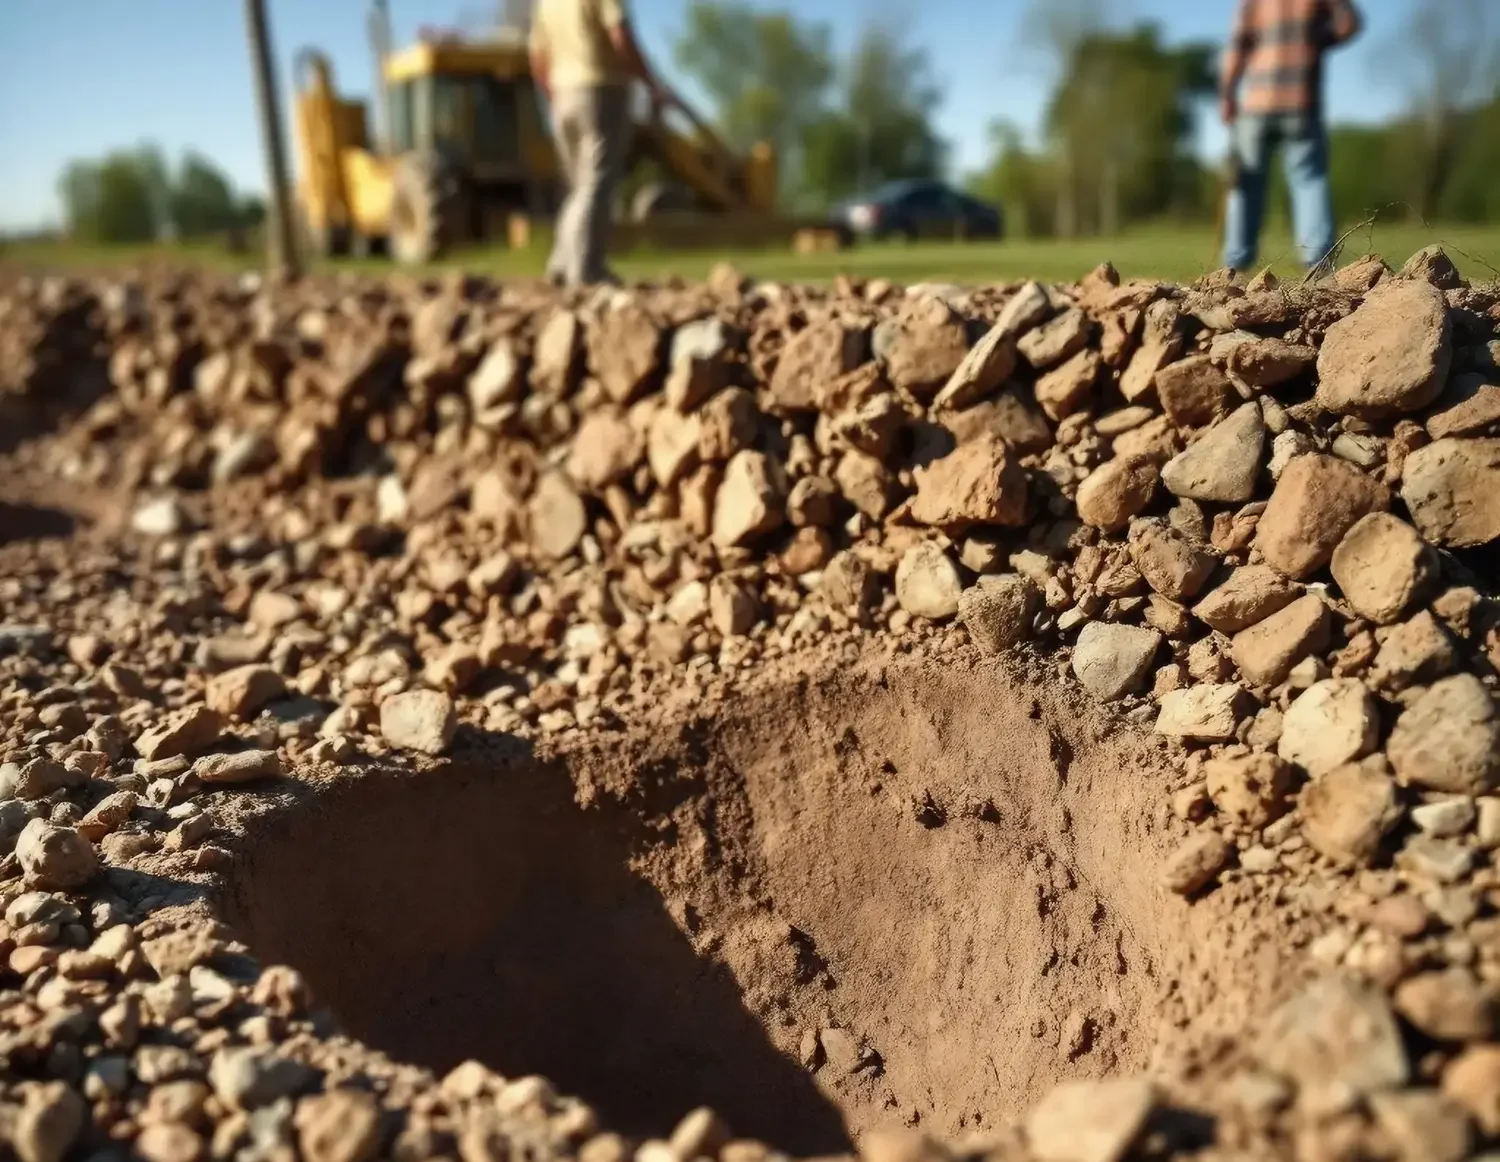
[835,180,1003,242]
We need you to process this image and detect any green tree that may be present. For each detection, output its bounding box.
[673,1,836,198]
[1043,24,1216,234]
[58,152,157,243]
[966,121,1055,237]
[798,20,946,205]
[170,152,239,238]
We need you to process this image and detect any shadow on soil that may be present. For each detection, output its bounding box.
[0,501,78,544]
[222,735,850,1152]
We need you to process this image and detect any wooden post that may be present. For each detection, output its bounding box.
[244,0,301,278]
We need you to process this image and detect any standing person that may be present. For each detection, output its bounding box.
[529,0,672,288]
[1219,0,1363,273]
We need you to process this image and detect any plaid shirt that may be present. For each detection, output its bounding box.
[1224,0,1361,116]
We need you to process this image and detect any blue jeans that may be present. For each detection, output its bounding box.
[1223,112,1336,272]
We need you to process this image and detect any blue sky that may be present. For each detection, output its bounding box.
[0,0,1418,231]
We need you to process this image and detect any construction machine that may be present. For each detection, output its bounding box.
[291,2,833,264]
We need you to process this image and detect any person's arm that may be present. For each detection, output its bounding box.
[602,0,673,107]
[1220,0,1255,124]
[528,20,552,103]
[1326,0,1363,48]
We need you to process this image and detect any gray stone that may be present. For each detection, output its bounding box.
[1401,438,1500,548]
[1155,684,1249,741]
[1388,674,1500,795]
[379,690,457,756]
[1071,623,1162,701]
[1252,977,1408,1101]
[1160,403,1266,503]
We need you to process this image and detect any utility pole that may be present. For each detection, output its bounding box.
[244,0,301,279]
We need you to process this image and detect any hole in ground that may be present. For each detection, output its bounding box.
[223,659,1280,1151]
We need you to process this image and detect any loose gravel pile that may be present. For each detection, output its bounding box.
[3,245,1500,1162]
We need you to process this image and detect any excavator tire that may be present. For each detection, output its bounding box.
[390,153,465,265]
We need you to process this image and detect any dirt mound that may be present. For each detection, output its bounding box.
[224,659,1283,1150]
[2,249,1500,1162]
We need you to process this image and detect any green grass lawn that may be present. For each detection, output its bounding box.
[6,221,1500,287]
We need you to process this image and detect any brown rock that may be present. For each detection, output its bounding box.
[1317,281,1452,417]
[1161,832,1233,895]
[13,1083,86,1162]
[1035,349,1101,421]
[1329,512,1439,625]
[568,407,643,490]
[874,295,969,395]
[589,302,662,403]
[1155,356,1234,428]
[1017,308,1091,370]
[823,551,878,611]
[296,1090,382,1162]
[1300,755,1400,866]
[1426,373,1500,439]
[1076,456,1158,533]
[1444,1045,1500,1134]
[1230,594,1331,686]
[781,525,833,574]
[194,749,283,784]
[769,321,866,412]
[1127,518,1216,601]
[932,318,1019,410]
[1205,753,1293,828]
[136,1124,206,1162]
[712,450,787,548]
[910,437,1028,530]
[1395,968,1496,1042]
[833,392,910,458]
[697,387,760,462]
[940,390,1053,453]
[205,665,286,720]
[1192,566,1299,634]
[1401,437,1500,548]
[16,820,98,889]
[1225,337,1317,388]
[1257,454,1390,579]
[709,576,759,636]
[787,475,839,526]
[834,450,893,520]
[959,576,1038,653]
[528,472,588,560]
[1369,610,1456,693]
[137,707,225,761]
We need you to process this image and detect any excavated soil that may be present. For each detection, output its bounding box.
[5,253,1500,1162]
[224,659,1284,1150]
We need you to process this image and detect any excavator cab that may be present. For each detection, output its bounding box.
[294,30,558,262]
[291,2,825,264]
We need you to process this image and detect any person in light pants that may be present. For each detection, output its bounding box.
[529,0,669,288]
[1219,0,1363,274]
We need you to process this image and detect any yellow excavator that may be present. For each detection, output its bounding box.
[291,2,825,263]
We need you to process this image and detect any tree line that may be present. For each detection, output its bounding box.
[58,146,262,246]
[56,0,1500,245]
